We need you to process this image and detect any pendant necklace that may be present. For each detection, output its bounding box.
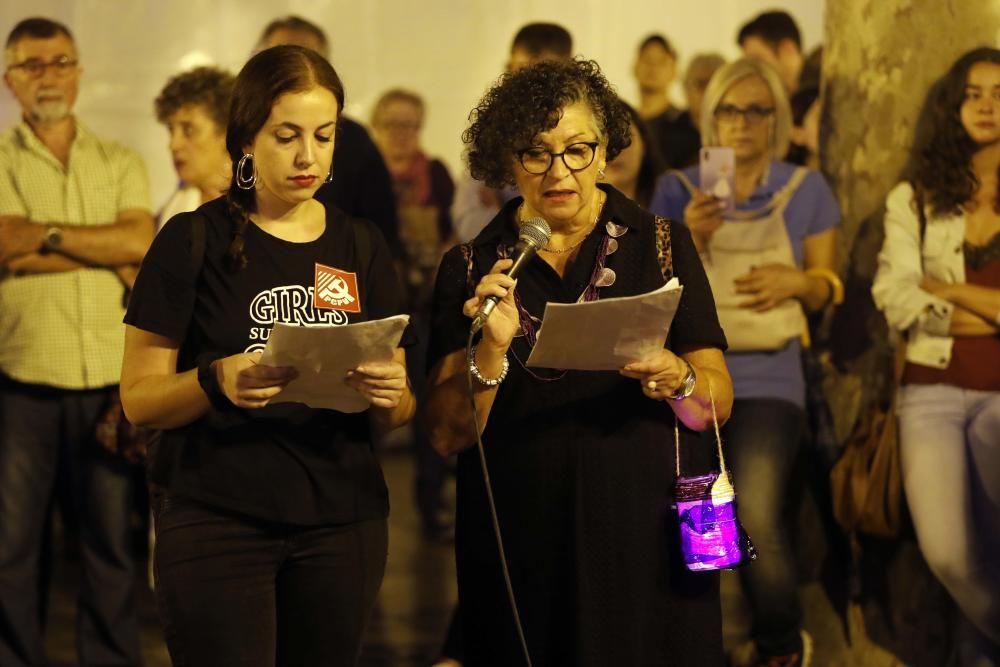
[501,194,628,380]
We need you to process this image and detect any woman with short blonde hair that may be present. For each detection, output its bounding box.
[698,57,792,160]
[651,56,841,667]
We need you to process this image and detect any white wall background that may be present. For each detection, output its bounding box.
[1,0,824,210]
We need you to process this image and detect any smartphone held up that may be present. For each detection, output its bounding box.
[699,147,735,212]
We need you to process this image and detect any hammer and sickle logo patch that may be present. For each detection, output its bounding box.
[314,263,361,313]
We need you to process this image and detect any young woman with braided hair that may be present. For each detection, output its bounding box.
[119,45,414,666]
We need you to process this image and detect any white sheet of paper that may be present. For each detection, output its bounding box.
[525,278,683,371]
[258,314,410,412]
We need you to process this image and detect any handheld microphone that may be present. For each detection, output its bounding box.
[470,216,551,335]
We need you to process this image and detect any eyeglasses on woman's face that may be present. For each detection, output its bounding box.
[516,141,600,175]
[713,104,775,125]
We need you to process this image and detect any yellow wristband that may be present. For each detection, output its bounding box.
[805,267,844,306]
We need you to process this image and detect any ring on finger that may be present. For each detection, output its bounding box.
[647,380,657,391]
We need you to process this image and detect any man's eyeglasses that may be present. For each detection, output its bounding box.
[713,104,775,125]
[7,56,78,79]
[517,141,599,175]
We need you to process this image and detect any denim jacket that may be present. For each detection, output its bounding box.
[872,182,965,369]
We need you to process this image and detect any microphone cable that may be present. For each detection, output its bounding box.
[464,329,534,667]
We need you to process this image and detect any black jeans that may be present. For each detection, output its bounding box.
[724,398,806,658]
[153,494,388,667]
[0,376,141,667]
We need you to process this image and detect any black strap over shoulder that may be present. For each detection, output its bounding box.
[351,216,375,267]
[913,184,928,273]
[188,215,207,282]
[460,242,476,296]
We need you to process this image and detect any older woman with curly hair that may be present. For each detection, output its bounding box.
[154,66,235,226]
[873,47,1000,663]
[424,58,733,666]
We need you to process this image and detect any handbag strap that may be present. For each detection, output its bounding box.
[656,213,725,479]
[653,215,674,281]
[460,241,476,296]
[674,378,727,478]
[913,183,928,273]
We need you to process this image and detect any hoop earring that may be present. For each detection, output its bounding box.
[236,153,257,190]
[325,170,333,183]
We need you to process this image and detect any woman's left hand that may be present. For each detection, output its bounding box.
[734,263,807,312]
[346,359,409,408]
[620,349,688,400]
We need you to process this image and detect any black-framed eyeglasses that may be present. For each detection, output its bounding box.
[516,141,600,175]
[7,56,78,79]
[713,104,775,125]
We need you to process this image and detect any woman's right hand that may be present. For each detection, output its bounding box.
[213,351,298,409]
[462,258,519,350]
[684,189,725,251]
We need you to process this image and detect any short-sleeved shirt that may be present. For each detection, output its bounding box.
[650,160,840,407]
[0,120,151,389]
[124,198,412,525]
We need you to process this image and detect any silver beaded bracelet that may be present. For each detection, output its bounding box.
[468,344,510,386]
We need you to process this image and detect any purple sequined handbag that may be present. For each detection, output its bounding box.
[673,381,756,572]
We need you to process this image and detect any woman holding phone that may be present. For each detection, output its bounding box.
[651,57,840,667]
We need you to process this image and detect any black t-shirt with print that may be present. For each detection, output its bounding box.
[124,197,412,525]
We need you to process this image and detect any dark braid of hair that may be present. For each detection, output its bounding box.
[224,189,252,272]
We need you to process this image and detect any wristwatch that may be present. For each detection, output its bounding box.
[667,359,697,400]
[42,226,63,252]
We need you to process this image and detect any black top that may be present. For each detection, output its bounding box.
[647,108,701,170]
[124,198,412,525]
[428,185,726,666]
[315,117,402,257]
[428,158,456,241]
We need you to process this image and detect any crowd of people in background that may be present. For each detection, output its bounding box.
[0,7,997,667]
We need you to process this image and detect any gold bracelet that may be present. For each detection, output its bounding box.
[805,267,844,305]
